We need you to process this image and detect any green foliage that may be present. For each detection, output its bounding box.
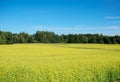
[0,30,120,44]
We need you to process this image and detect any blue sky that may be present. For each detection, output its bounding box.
[0,0,120,35]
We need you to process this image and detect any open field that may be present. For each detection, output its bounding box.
[0,44,120,82]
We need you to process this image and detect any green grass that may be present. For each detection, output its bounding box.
[0,44,120,82]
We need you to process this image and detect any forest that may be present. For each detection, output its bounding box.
[0,30,120,44]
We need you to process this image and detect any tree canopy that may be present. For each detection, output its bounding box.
[0,30,120,44]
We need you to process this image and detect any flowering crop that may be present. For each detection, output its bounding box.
[0,44,120,82]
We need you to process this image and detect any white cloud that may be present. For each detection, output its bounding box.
[34,25,94,32]
[34,25,120,31]
[104,16,120,19]
[106,26,120,30]
[32,25,120,35]
[111,21,120,24]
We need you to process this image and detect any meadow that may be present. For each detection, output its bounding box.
[0,44,120,82]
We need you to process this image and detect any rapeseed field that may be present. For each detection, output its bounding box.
[0,44,120,82]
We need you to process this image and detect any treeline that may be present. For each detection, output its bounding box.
[0,30,120,44]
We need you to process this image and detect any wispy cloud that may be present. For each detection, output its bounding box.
[34,26,86,32]
[111,21,120,24]
[106,26,120,30]
[34,25,120,30]
[104,16,120,19]
[33,25,120,35]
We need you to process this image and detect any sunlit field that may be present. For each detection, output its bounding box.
[0,44,120,82]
